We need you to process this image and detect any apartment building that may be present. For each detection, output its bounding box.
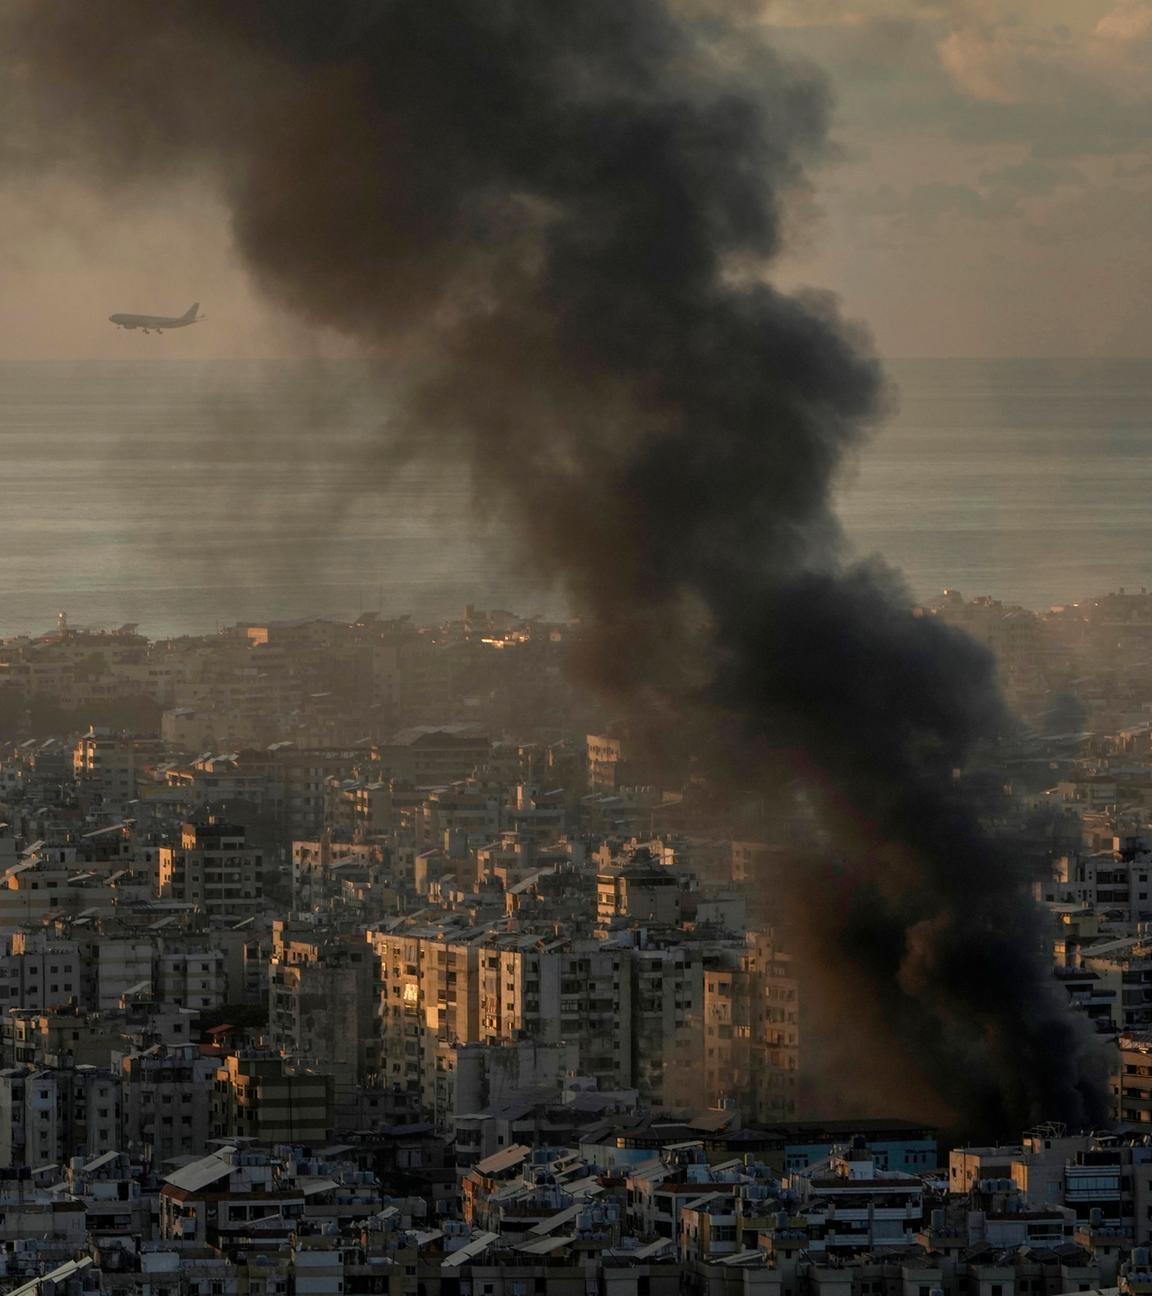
[369,927,648,1104]
[0,1009,126,1071]
[1078,937,1152,1034]
[0,1065,121,1167]
[268,927,379,1084]
[371,927,480,1104]
[790,1141,925,1255]
[376,726,490,786]
[159,1145,304,1247]
[120,1043,219,1165]
[157,948,227,1014]
[212,1053,333,1146]
[422,784,501,844]
[478,939,634,1092]
[586,734,629,793]
[475,833,542,890]
[0,856,87,932]
[0,933,82,1012]
[1118,1033,1152,1123]
[72,729,162,810]
[632,943,703,1107]
[703,931,799,1123]
[158,820,264,921]
[1039,850,1152,921]
[596,853,681,928]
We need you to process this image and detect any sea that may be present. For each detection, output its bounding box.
[1,357,1151,640]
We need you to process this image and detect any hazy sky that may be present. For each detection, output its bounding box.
[1,0,1149,361]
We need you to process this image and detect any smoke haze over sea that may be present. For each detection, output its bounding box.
[1,356,1150,639]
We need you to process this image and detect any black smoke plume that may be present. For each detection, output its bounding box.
[7,0,1108,1130]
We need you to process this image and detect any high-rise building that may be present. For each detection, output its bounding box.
[158,819,264,921]
[0,1065,121,1167]
[212,1053,332,1146]
[120,1042,218,1165]
[703,931,799,1123]
[268,927,379,1085]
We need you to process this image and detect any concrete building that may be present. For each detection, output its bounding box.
[703,932,799,1123]
[371,928,480,1104]
[1078,938,1152,1034]
[73,729,161,810]
[596,850,681,928]
[0,1008,125,1071]
[120,1043,219,1165]
[422,785,501,844]
[157,947,227,1014]
[159,1145,305,1246]
[433,1038,579,1133]
[0,856,87,931]
[632,943,703,1107]
[97,940,155,1012]
[789,1140,925,1255]
[268,927,379,1085]
[1118,1033,1152,1124]
[0,1065,122,1167]
[586,734,631,793]
[158,820,264,922]
[1039,850,1152,922]
[377,726,491,786]
[0,933,83,1013]
[212,1053,333,1146]
[476,939,635,1093]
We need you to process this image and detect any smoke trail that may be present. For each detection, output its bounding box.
[6,0,1107,1129]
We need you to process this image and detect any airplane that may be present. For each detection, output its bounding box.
[108,302,203,334]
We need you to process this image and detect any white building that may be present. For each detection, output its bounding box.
[789,1140,925,1256]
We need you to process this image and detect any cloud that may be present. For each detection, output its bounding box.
[759,0,946,25]
[758,2,1151,157]
[937,27,1033,105]
[936,1,1152,123]
[977,157,1085,195]
[741,0,1152,358]
[851,157,1085,235]
[1095,1,1152,43]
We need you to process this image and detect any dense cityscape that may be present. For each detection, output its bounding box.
[2,0,1149,1294]
[0,591,1151,1294]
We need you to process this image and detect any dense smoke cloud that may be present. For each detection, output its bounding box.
[7,0,1108,1129]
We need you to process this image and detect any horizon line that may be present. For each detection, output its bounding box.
[3,353,1152,365]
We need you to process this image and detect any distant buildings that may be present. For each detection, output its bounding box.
[10,598,1152,1295]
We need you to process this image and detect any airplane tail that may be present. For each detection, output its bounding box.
[182,302,200,322]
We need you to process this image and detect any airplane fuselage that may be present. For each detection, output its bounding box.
[109,314,193,329]
[108,303,201,333]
